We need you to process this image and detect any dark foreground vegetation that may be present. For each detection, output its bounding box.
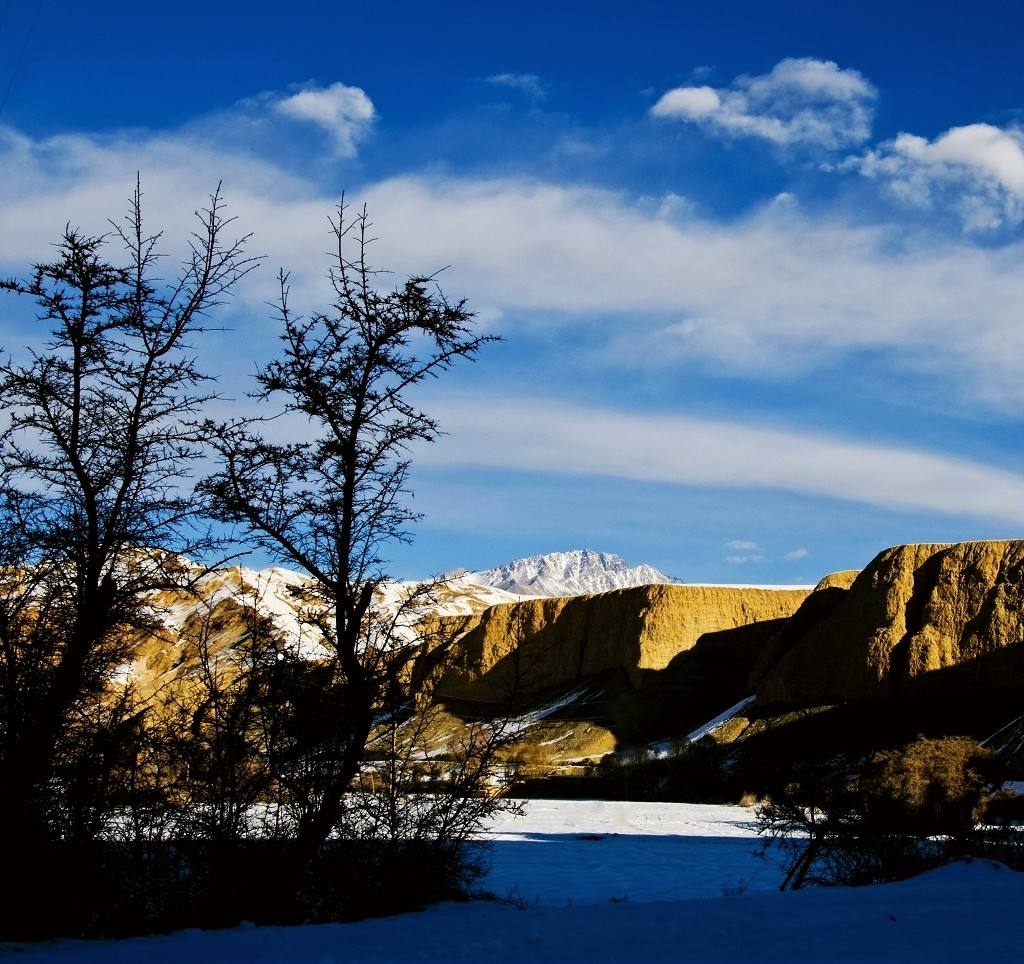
[23,836,491,938]
[0,183,515,939]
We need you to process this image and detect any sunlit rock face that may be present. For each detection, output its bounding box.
[755,541,1024,706]
[124,541,1024,746]
[124,550,808,702]
[435,583,812,696]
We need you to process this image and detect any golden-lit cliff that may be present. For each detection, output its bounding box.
[754,540,1024,705]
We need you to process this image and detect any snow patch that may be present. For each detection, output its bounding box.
[685,695,757,743]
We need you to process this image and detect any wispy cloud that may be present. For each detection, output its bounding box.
[0,134,1019,414]
[363,176,1022,412]
[724,540,763,563]
[650,58,876,150]
[486,73,548,103]
[785,548,809,560]
[844,123,1024,232]
[418,394,1024,525]
[271,82,376,157]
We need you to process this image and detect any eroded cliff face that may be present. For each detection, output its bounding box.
[755,541,1024,706]
[747,570,859,690]
[122,541,1023,741]
[436,584,811,697]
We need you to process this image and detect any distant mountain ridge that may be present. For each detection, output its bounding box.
[457,548,679,597]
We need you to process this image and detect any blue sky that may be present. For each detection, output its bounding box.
[0,0,1021,583]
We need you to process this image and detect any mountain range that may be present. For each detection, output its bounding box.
[448,548,679,598]
[129,541,1024,791]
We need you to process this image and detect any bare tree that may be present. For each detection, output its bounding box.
[0,180,256,848]
[151,583,286,842]
[201,199,499,877]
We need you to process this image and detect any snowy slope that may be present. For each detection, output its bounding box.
[460,548,679,597]
[141,562,523,659]
[146,549,683,652]
[124,550,682,693]
[13,800,1023,963]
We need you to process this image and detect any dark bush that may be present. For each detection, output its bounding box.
[755,736,1017,890]
[0,835,493,940]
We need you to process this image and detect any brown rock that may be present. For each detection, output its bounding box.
[436,583,811,697]
[814,570,860,591]
[756,540,1024,706]
[748,584,853,690]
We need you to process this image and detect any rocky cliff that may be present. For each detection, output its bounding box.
[123,541,1024,752]
[435,583,811,697]
[755,540,1024,706]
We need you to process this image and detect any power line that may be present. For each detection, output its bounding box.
[0,0,43,122]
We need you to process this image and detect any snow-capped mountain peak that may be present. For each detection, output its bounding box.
[463,549,679,597]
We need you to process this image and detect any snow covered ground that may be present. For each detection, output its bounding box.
[7,800,1022,963]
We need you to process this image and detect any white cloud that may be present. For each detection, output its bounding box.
[651,58,876,150]
[785,548,809,560]
[272,82,376,157]
[417,393,1024,525]
[362,175,1022,412]
[726,554,764,564]
[486,73,548,102]
[0,126,1020,416]
[725,540,761,551]
[848,123,1024,232]
[652,86,720,119]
